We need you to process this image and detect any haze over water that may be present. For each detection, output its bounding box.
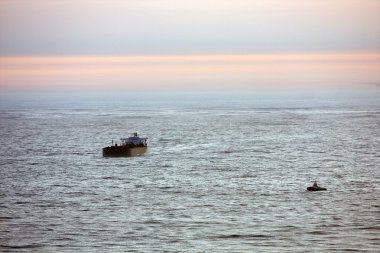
[1,91,379,252]
[1,0,380,251]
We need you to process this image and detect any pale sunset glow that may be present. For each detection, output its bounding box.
[2,2,380,251]
[0,0,379,91]
[1,53,380,91]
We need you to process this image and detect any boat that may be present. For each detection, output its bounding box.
[307,181,327,191]
[103,133,148,157]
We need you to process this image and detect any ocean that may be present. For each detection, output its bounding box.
[0,91,379,252]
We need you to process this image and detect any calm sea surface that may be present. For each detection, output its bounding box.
[1,92,379,252]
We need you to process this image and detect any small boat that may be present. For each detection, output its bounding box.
[307,181,327,191]
[103,133,148,157]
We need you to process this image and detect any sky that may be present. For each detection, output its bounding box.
[0,0,379,91]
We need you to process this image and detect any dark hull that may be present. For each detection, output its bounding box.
[307,186,327,191]
[103,146,147,157]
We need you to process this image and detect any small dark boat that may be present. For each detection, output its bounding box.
[103,133,147,157]
[307,181,327,191]
[307,186,327,191]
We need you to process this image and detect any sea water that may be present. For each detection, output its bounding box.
[0,91,379,252]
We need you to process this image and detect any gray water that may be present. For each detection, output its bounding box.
[1,92,380,252]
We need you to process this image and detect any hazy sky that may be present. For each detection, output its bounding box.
[1,0,379,55]
[0,0,379,90]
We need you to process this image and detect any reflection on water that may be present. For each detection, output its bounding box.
[1,92,379,252]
